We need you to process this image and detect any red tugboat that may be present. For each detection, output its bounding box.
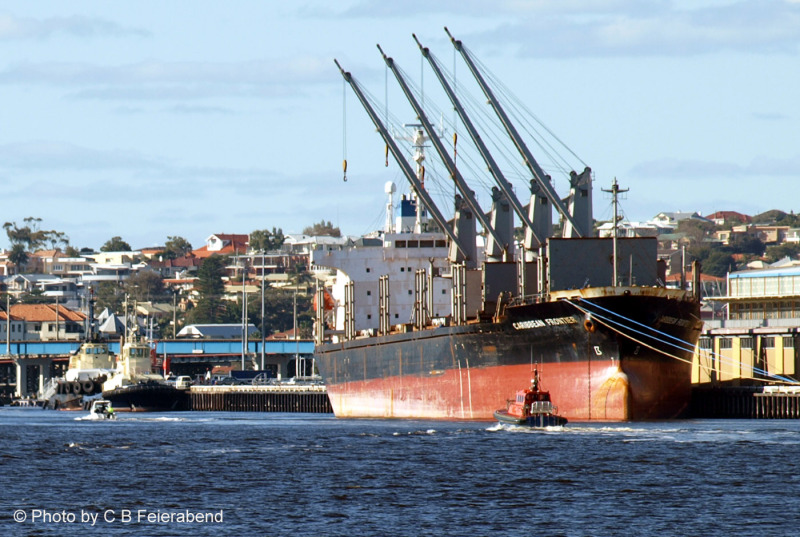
[494,370,568,427]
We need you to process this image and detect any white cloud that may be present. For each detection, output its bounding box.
[462,0,800,57]
[0,141,164,171]
[0,13,148,40]
[0,58,333,100]
[629,154,800,178]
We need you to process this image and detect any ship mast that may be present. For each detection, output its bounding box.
[602,178,628,286]
[334,59,469,261]
[377,44,508,258]
[445,27,587,238]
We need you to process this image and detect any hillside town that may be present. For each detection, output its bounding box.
[1,208,800,346]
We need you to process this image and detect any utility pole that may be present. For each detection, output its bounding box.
[241,257,248,371]
[260,250,265,371]
[172,290,178,338]
[6,293,10,355]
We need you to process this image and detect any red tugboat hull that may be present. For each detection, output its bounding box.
[493,410,567,427]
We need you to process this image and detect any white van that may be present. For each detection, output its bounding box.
[175,376,193,390]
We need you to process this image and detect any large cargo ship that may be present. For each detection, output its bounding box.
[313,238,702,421]
[314,31,702,421]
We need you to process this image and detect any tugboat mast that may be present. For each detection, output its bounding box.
[602,178,628,286]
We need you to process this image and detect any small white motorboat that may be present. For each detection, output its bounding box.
[86,399,117,420]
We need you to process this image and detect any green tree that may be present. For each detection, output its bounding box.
[163,236,193,260]
[101,236,132,252]
[765,243,800,263]
[94,281,124,314]
[676,219,716,245]
[125,270,165,302]
[302,220,341,238]
[186,255,236,324]
[703,251,736,278]
[4,217,69,252]
[246,287,313,338]
[774,211,800,227]
[19,288,50,304]
[7,243,28,270]
[249,228,285,252]
[728,234,766,256]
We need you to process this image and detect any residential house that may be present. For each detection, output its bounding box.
[9,303,86,341]
[27,250,91,277]
[715,225,790,246]
[705,211,752,226]
[4,274,79,302]
[656,233,691,251]
[87,251,142,265]
[27,250,64,274]
[139,246,166,260]
[47,256,92,278]
[191,234,250,280]
[223,280,260,302]
[149,255,201,278]
[0,258,13,277]
[596,221,665,238]
[785,228,800,244]
[192,234,249,259]
[651,211,711,230]
[0,311,26,342]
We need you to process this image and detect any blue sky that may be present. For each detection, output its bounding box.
[0,1,798,251]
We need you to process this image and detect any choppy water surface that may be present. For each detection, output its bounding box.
[1,408,799,536]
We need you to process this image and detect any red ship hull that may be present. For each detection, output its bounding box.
[324,358,690,422]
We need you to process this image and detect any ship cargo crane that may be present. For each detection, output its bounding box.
[377,44,510,261]
[413,33,543,250]
[333,59,470,262]
[445,27,589,238]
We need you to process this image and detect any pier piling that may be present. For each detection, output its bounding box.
[690,386,800,419]
[189,385,332,413]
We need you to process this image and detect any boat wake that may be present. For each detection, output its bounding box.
[393,429,437,436]
[125,416,186,422]
[487,422,566,433]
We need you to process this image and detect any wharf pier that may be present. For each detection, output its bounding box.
[189,384,332,413]
[689,386,800,419]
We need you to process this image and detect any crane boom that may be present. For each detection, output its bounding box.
[333,59,469,260]
[413,34,541,248]
[377,45,507,257]
[445,27,585,238]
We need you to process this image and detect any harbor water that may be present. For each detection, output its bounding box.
[2,409,799,536]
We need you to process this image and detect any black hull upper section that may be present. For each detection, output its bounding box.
[102,382,189,411]
[316,287,702,384]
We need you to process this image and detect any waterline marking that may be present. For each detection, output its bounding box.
[12,508,224,526]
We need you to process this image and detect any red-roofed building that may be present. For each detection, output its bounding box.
[705,211,752,226]
[267,328,303,340]
[150,255,202,278]
[140,246,166,260]
[192,234,249,259]
[0,310,25,341]
[9,303,86,341]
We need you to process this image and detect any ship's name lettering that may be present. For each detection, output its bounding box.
[659,315,690,328]
[513,317,578,330]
